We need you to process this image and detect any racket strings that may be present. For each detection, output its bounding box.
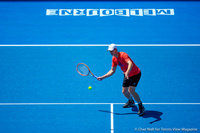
[78,64,89,76]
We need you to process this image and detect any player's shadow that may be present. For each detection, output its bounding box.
[99,106,163,124]
[131,106,163,124]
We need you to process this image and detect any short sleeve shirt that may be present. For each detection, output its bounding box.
[112,52,141,77]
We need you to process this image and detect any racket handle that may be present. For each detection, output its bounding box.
[93,75,98,79]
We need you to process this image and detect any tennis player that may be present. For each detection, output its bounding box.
[97,43,145,116]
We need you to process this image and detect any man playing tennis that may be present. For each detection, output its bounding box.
[97,43,145,116]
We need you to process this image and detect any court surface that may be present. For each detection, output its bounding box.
[0,1,200,133]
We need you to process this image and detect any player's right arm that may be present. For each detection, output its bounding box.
[97,66,117,81]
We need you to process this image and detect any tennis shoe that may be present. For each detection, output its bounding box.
[123,99,135,108]
[138,105,145,116]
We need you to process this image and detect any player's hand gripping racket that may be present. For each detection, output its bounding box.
[76,63,98,79]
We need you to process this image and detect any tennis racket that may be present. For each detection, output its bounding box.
[76,63,98,79]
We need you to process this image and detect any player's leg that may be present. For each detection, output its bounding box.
[122,86,135,108]
[128,86,141,103]
[129,86,145,116]
[122,75,135,108]
[128,72,145,116]
[122,87,131,99]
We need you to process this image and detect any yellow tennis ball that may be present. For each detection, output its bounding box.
[88,86,92,90]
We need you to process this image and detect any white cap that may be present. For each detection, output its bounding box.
[107,43,117,51]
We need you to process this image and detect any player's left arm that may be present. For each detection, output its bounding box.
[125,60,133,79]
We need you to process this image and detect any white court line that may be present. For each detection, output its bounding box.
[0,44,200,46]
[110,104,114,133]
[0,103,200,105]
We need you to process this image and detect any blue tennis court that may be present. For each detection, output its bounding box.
[0,1,200,133]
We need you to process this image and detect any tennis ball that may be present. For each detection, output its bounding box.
[88,86,92,90]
